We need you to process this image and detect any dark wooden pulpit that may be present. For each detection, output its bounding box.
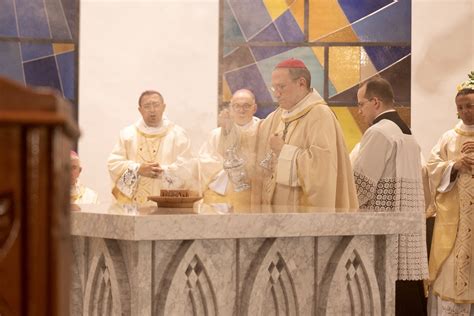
[0,77,79,316]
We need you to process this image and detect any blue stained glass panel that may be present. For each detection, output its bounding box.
[338,0,393,23]
[21,43,53,62]
[0,42,24,83]
[228,0,272,40]
[56,51,75,99]
[45,0,72,40]
[364,46,411,71]
[24,56,62,92]
[0,0,18,37]
[60,0,78,40]
[275,10,304,42]
[351,0,410,42]
[16,0,51,38]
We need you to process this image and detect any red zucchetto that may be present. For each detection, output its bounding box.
[275,58,307,69]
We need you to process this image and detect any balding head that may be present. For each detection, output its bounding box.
[70,151,82,185]
[229,89,257,126]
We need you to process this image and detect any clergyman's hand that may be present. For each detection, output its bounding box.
[453,155,474,173]
[218,108,233,134]
[138,162,163,178]
[461,141,474,154]
[269,133,285,157]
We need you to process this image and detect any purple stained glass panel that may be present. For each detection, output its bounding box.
[275,10,304,42]
[24,56,62,93]
[227,0,272,40]
[225,63,273,104]
[250,23,292,61]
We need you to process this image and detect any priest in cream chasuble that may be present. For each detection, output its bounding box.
[427,78,474,312]
[220,58,358,211]
[108,90,193,204]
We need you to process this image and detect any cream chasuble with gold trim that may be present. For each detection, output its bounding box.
[222,90,358,211]
[108,118,193,204]
[427,121,474,303]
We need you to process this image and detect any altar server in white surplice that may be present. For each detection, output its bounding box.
[350,77,428,315]
[199,89,259,211]
[108,90,194,205]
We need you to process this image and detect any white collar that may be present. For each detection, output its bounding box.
[236,116,260,130]
[373,109,396,121]
[135,117,171,135]
[457,120,474,132]
[281,89,323,119]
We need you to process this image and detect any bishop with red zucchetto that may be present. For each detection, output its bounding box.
[220,58,359,211]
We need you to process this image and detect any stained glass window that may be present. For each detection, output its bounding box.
[0,0,79,119]
[219,0,411,149]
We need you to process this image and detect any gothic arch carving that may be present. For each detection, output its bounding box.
[155,240,219,316]
[83,239,131,316]
[318,236,382,316]
[241,238,300,316]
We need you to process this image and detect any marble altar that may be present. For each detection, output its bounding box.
[70,203,423,316]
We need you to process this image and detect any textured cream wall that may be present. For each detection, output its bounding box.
[79,0,218,202]
[411,0,474,157]
[79,0,473,202]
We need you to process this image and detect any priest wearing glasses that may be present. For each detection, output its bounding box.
[108,90,193,204]
[220,58,358,210]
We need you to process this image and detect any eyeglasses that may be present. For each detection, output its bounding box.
[231,103,253,111]
[141,102,162,111]
[271,78,300,93]
[357,98,374,108]
[271,84,288,93]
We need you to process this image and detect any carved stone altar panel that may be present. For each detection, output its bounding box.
[153,239,236,316]
[83,238,131,316]
[239,237,315,316]
[318,236,382,316]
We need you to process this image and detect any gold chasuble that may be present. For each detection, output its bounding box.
[108,118,193,204]
[250,90,358,210]
[427,122,474,303]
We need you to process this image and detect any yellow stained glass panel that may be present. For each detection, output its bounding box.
[263,0,290,20]
[53,43,75,55]
[309,0,354,42]
[289,0,304,32]
[329,47,360,93]
[332,107,362,151]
